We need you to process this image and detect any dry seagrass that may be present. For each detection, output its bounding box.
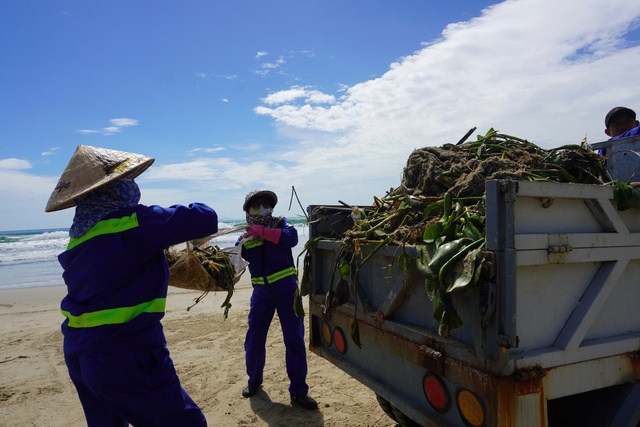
[166,245,234,293]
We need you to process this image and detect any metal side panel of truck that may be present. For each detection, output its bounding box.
[307,180,640,427]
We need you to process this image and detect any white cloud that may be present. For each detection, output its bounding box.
[259,86,336,106]
[0,158,32,170]
[41,147,60,156]
[197,73,239,80]
[110,118,138,127]
[0,166,74,229]
[260,87,308,105]
[102,126,121,134]
[188,146,226,155]
[77,118,139,135]
[144,157,281,186]
[262,57,285,69]
[306,91,336,104]
[253,56,286,76]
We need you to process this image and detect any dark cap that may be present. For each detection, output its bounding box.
[243,189,278,212]
[605,106,636,128]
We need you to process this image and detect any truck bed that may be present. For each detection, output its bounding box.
[307,179,640,425]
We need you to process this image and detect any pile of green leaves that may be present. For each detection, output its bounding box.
[320,128,624,338]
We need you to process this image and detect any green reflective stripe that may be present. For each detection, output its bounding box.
[244,239,264,249]
[67,213,139,250]
[61,297,166,329]
[268,266,297,282]
[251,266,297,285]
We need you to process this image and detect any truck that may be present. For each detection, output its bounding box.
[305,135,640,426]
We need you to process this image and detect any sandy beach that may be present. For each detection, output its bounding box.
[0,276,396,427]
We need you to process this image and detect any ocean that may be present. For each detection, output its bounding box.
[0,220,310,291]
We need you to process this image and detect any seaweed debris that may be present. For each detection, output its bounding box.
[311,128,613,337]
[165,244,239,318]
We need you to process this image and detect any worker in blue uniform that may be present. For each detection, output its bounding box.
[604,106,640,140]
[45,145,217,427]
[239,189,318,410]
[596,107,640,157]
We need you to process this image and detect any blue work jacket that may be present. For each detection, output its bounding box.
[58,202,218,353]
[612,125,640,140]
[241,218,298,286]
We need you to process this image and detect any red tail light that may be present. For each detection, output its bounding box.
[423,373,450,413]
[333,326,347,354]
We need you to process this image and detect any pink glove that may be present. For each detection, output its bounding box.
[244,224,281,243]
[244,224,264,238]
[242,224,264,237]
[262,227,281,244]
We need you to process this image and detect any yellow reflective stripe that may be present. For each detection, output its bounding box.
[61,297,166,329]
[251,267,297,285]
[67,213,139,250]
[268,266,297,282]
[244,239,264,249]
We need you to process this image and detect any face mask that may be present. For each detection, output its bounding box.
[249,204,273,216]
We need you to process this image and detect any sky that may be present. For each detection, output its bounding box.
[1,0,640,231]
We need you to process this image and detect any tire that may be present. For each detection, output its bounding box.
[391,406,420,427]
[375,393,420,427]
[375,393,398,423]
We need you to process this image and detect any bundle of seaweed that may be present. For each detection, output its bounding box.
[309,129,619,338]
[343,129,609,246]
[165,244,238,318]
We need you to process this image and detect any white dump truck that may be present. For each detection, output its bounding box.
[305,136,640,426]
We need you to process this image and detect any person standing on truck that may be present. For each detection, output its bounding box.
[605,106,640,140]
[238,189,318,410]
[596,107,640,156]
[45,145,217,427]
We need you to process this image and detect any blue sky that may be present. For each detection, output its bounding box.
[2,0,640,231]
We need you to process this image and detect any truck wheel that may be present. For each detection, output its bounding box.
[391,406,420,427]
[375,394,398,423]
[375,394,420,427]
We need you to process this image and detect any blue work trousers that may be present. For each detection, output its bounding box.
[244,278,309,396]
[64,344,207,427]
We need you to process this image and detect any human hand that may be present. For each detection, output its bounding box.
[243,224,281,243]
[244,224,265,238]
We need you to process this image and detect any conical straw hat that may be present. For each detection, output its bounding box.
[45,145,155,212]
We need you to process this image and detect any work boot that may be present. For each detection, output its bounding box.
[242,385,260,398]
[291,394,319,410]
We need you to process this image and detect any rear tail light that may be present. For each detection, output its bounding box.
[320,320,333,346]
[457,389,485,427]
[423,373,450,413]
[333,326,347,354]
[422,371,486,426]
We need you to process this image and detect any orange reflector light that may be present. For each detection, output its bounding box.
[423,373,450,413]
[457,389,485,427]
[333,326,347,354]
[321,321,332,347]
